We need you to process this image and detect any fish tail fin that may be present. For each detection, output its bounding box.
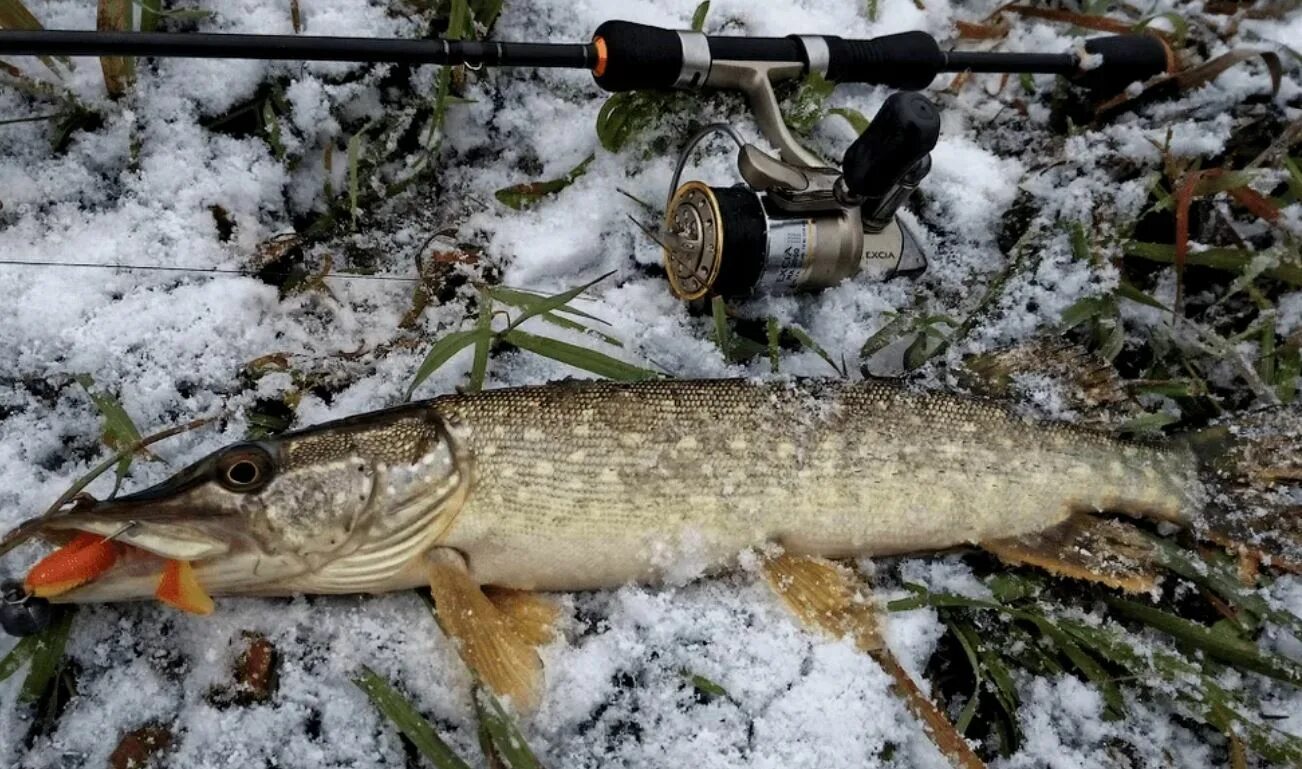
[1184,405,1302,571]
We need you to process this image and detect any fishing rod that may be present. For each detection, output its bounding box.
[1,22,1174,303]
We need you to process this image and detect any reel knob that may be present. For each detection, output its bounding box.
[840,91,939,232]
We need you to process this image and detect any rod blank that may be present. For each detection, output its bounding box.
[0,30,595,69]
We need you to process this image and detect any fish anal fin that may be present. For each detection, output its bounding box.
[483,587,560,648]
[760,553,986,769]
[982,513,1159,593]
[425,550,542,711]
[760,553,881,652]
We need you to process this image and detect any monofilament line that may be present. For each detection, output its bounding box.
[0,259,420,283]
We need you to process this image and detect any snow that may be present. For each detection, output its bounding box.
[2,0,1301,766]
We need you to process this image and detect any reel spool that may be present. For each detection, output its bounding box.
[661,91,938,302]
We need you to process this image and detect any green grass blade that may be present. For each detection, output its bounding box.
[502,329,660,381]
[1143,533,1301,635]
[944,620,982,733]
[683,671,730,700]
[1067,221,1093,264]
[781,71,835,137]
[76,374,143,447]
[766,317,781,374]
[827,107,869,134]
[1103,596,1302,686]
[1284,157,1302,201]
[495,155,594,210]
[138,0,161,32]
[787,326,844,377]
[473,686,543,769]
[467,0,502,30]
[419,0,469,156]
[503,272,613,334]
[711,297,736,363]
[353,666,474,769]
[1060,619,1302,765]
[469,291,493,393]
[20,607,74,703]
[1030,616,1127,719]
[489,286,621,346]
[490,287,610,324]
[1124,241,1302,287]
[346,121,377,227]
[1116,278,1168,311]
[1116,412,1180,436]
[859,313,909,361]
[0,635,38,681]
[406,328,487,400]
[534,311,622,347]
[690,1,710,31]
[76,374,146,493]
[594,91,668,153]
[977,642,1020,718]
[1060,296,1109,330]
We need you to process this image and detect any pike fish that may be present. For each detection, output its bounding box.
[3,377,1299,709]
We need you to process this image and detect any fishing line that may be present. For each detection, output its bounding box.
[0,258,422,283]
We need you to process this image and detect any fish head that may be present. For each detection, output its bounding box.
[3,404,471,603]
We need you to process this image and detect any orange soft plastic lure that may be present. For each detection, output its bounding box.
[155,559,215,615]
[24,532,122,597]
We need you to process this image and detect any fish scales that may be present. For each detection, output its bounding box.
[434,379,1202,590]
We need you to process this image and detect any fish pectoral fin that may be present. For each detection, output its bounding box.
[483,587,560,648]
[425,549,542,711]
[981,512,1159,593]
[760,553,986,769]
[759,552,882,652]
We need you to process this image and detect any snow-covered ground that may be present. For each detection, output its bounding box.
[1,0,1300,766]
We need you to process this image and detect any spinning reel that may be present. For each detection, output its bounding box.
[659,91,936,301]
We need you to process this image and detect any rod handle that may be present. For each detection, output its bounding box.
[824,31,943,89]
[591,20,684,91]
[1071,34,1175,95]
[590,21,943,92]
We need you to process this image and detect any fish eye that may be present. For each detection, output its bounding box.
[216,446,273,492]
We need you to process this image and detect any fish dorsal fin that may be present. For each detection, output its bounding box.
[425,549,543,711]
[958,340,1137,430]
[981,513,1160,593]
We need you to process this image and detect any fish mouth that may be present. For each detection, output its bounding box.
[2,492,302,605]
